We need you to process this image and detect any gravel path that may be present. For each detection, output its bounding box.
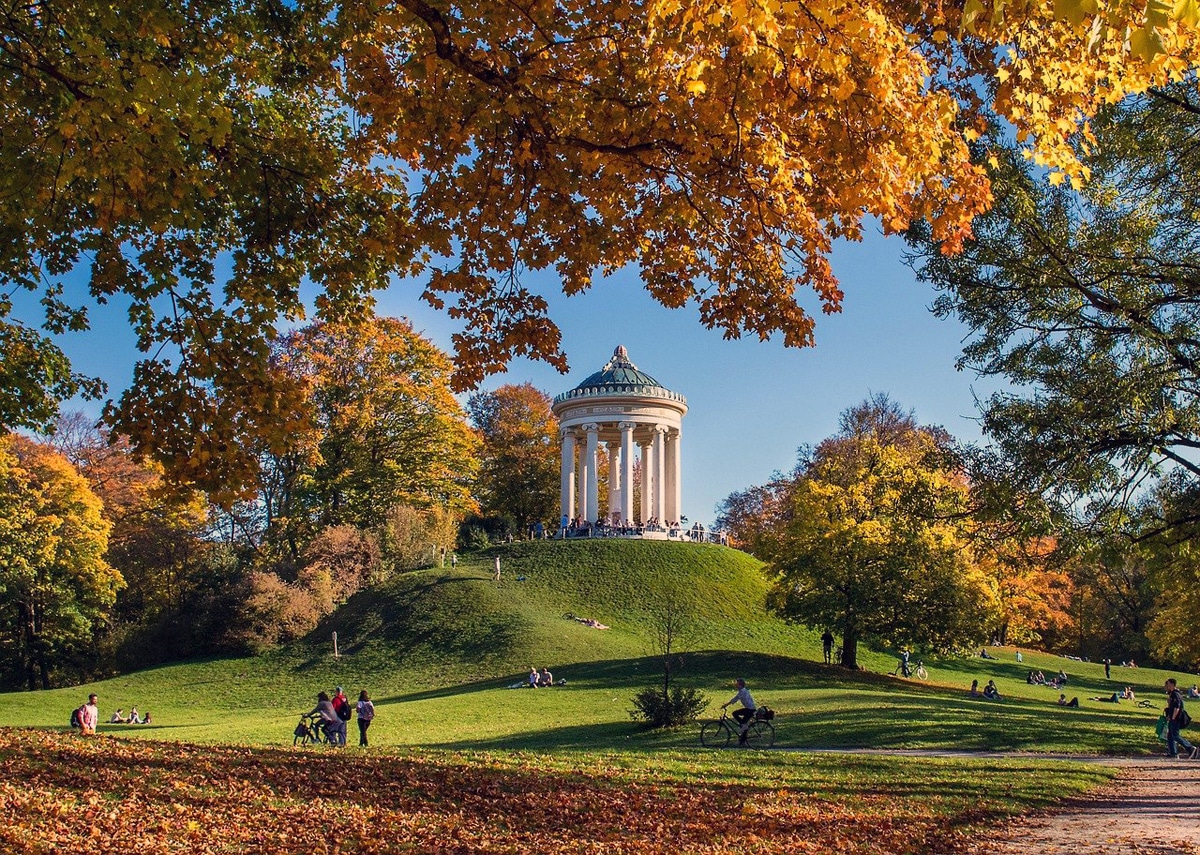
[972,758,1200,855]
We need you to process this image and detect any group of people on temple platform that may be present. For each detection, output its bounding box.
[560,517,727,544]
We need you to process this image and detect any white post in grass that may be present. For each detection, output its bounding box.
[332,631,339,659]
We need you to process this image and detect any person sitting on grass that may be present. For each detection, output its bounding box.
[538,667,554,687]
[1058,693,1080,707]
[1121,686,1136,700]
[142,711,153,724]
[968,679,981,698]
[109,709,127,723]
[128,707,142,724]
[982,680,1002,700]
[528,667,540,688]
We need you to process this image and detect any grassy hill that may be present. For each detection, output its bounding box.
[0,539,1186,754]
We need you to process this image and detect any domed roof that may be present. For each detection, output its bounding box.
[575,345,665,392]
[553,345,686,407]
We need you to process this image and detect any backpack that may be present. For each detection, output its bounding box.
[1169,690,1193,728]
[336,699,352,721]
[755,706,775,721]
[70,706,84,728]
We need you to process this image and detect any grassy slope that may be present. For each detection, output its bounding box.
[0,539,1183,754]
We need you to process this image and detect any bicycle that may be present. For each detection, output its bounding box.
[700,711,775,748]
[892,658,929,680]
[293,713,328,746]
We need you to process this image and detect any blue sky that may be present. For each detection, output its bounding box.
[33,228,998,526]
[382,230,1000,525]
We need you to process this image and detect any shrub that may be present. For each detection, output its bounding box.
[300,525,381,601]
[226,570,324,654]
[461,525,492,552]
[381,505,458,572]
[629,686,708,729]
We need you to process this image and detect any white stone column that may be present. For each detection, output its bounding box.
[560,429,576,526]
[666,429,682,524]
[606,440,620,522]
[652,426,666,523]
[584,423,600,523]
[638,439,653,523]
[619,422,635,524]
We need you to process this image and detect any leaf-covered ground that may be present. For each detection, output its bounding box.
[0,729,1110,854]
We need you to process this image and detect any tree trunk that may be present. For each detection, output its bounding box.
[840,626,858,669]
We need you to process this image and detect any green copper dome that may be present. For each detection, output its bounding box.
[576,345,664,391]
[553,345,686,406]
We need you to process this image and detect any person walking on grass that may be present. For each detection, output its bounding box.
[307,692,345,747]
[721,678,757,746]
[1164,678,1198,759]
[356,690,375,747]
[822,630,835,665]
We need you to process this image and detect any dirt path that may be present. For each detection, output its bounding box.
[972,758,1200,855]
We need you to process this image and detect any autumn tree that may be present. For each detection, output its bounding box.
[714,472,797,557]
[762,397,996,668]
[0,434,122,689]
[5,0,1200,498]
[45,413,213,628]
[258,317,479,558]
[466,383,559,533]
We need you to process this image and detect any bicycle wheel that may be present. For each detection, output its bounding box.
[915,665,929,680]
[744,720,774,748]
[700,721,731,748]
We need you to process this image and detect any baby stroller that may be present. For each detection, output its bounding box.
[293,713,326,746]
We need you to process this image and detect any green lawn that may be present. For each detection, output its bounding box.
[0,540,1178,755]
[4,539,1172,851]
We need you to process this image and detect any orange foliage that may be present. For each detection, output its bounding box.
[976,537,1076,646]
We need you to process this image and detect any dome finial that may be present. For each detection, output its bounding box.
[614,344,628,359]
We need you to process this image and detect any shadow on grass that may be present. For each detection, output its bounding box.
[381,650,861,705]
[368,649,1156,756]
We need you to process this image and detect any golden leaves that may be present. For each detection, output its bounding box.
[0,729,984,854]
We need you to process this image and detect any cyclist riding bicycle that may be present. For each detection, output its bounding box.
[720,678,757,746]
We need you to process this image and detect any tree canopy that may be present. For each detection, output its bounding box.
[5,0,1200,494]
[905,85,1200,541]
[0,434,122,689]
[255,317,479,556]
[466,383,559,532]
[759,397,997,668]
